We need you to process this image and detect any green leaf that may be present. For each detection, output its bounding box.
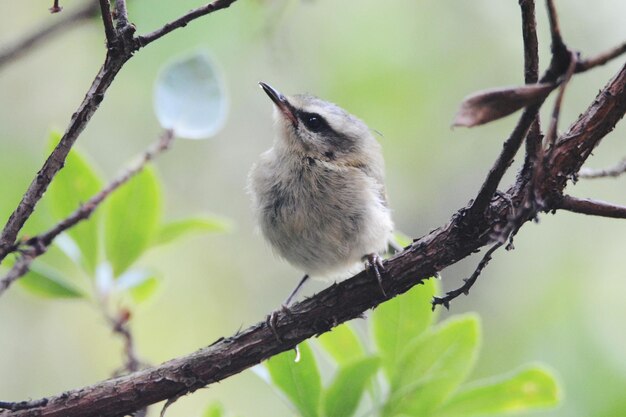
[116,270,160,303]
[47,131,103,273]
[266,342,321,417]
[383,314,480,417]
[317,322,365,364]
[372,279,438,376]
[393,231,412,248]
[105,166,162,276]
[154,51,228,139]
[19,262,84,299]
[202,403,224,417]
[433,365,561,417]
[153,216,231,246]
[322,356,380,417]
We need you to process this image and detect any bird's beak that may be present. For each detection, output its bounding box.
[259,82,298,126]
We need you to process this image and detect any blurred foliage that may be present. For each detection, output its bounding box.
[0,1,625,417]
[262,281,560,417]
[1,131,229,306]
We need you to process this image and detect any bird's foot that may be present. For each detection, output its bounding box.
[364,253,387,297]
[266,303,292,343]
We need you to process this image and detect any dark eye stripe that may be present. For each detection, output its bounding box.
[298,111,331,133]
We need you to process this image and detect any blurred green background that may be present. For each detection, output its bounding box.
[1,0,625,416]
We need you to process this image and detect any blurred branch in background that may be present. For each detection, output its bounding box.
[0,1,98,70]
[0,130,175,298]
[579,157,626,178]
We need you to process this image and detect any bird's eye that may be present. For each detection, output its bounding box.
[303,113,324,132]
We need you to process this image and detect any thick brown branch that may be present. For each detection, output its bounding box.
[1,57,624,417]
[557,195,626,219]
[0,1,98,70]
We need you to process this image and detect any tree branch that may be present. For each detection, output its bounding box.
[98,0,116,47]
[0,0,241,264]
[113,0,130,30]
[0,131,175,297]
[1,55,624,417]
[579,158,626,179]
[134,0,238,48]
[557,195,626,219]
[576,41,626,73]
[0,1,99,71]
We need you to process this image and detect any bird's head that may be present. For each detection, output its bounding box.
[259,82,380,165]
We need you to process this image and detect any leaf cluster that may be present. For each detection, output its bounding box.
[259,280,560,417]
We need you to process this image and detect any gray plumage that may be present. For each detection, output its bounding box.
[248,83,393,281]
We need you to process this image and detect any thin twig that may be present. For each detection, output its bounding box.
[576,41,626,73]
[579,158,626,179]
[49,0,63,13]
[0,254,36,298]
[546,51,578,148]
[0,1,98,70]
[557,195,626,219]
[519,0,543,178]
[432,241,505,310]
[0,399,48,412]
[0,131,175,297]
[134,0,238,48]
[98,0,117,47]
[546,0,565,54]
[466,103,543,219]
[113,0,130,29]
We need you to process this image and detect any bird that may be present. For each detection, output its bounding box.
[248,82,394,307]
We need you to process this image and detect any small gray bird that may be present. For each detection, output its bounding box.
[249,82,394,305]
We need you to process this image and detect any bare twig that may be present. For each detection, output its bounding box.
[579,158,626,179]
[519,0,543,178]
[546,0,566,55]
[98,0,116,47]
[134,0,238,48]
[432,241,505,310]
[0,1,98,70]
[0,254,36,298]
[557,195,626,219]
[520,0,540,84]
[466,103,543,219]
[113,0,130,29]
[545,51,578,148]
[576,41,626,73]
[0,131,175,297]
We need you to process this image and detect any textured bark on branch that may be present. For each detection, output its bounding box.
[2,60,624,417]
